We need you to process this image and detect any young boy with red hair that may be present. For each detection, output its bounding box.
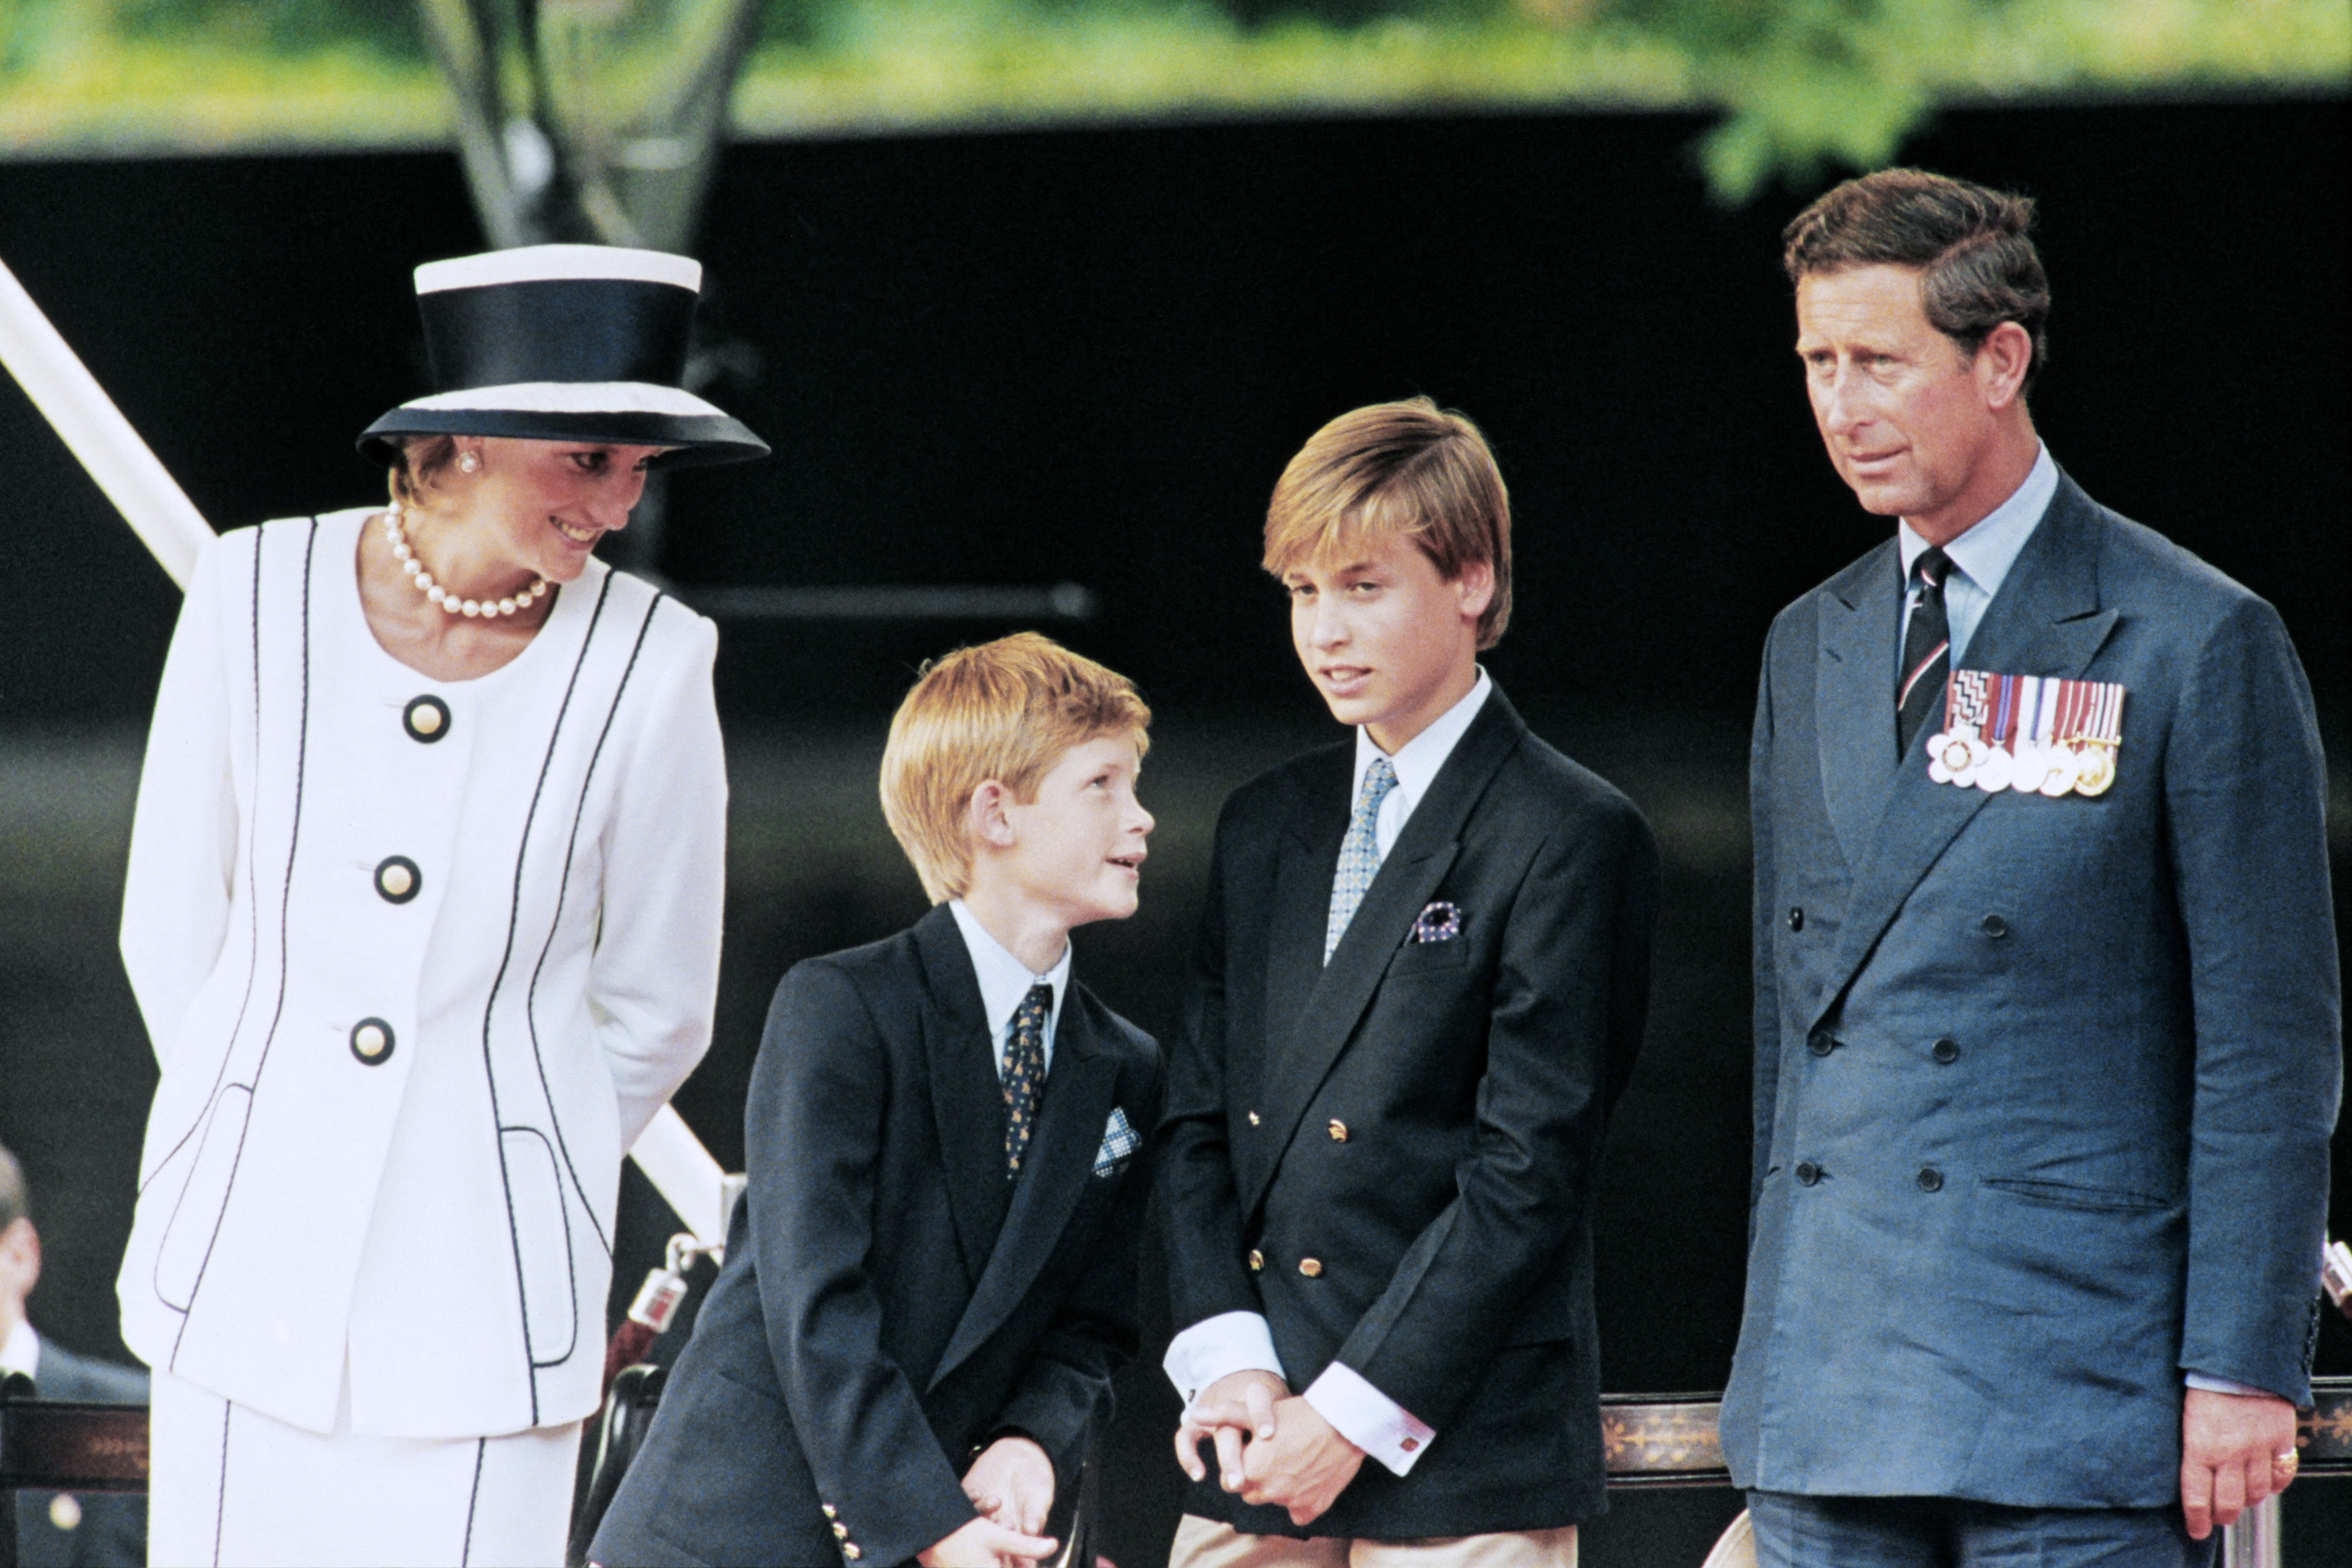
[592,632,1162,1568]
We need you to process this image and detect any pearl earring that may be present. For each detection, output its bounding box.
[458,450,481,473]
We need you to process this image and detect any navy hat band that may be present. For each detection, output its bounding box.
[423,278,697,391]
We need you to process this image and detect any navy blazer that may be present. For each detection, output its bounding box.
[1159,685,1661,1539]
[13,1341,148,1568]
[1723,474,2341,1508]
[589,906,1162,1568]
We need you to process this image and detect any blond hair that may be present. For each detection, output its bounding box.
[881,633,1151,903]
[1262,397,1513,649]
[387,433,459,508]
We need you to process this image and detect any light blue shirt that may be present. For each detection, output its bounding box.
[1349,668,1493,860]
[1896,442,2058,671]
[947,899,1070,1078]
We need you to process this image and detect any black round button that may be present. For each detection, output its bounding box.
[349,1018,396,1066]
[374,855,421,904]
[1932,1038,1961,1064]
[402,696,451,743]
[1916,1167,1944,1193]
[1795,1161,1822,1186]
[1787,907,1805,932]
[1807,1029,1836,1057]
[1980,914,2009,938]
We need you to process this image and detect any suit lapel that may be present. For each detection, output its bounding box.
[914,907,1013,1287]
[928,989,1121,1390]
[1237,691,1521,1218]
[1264,749,1352,1057]
[1813,476,2120,1029]
[1814,542,1902,868]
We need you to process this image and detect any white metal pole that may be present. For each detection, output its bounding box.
[2221,1495,2282,1568]
[0,257,213,588]
[0,249,731,1249]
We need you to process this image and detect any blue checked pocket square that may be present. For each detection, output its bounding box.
[1093,1106,1141,1176]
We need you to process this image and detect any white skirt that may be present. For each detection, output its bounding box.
[148,1370,582,1568]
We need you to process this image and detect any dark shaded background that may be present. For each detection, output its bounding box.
[0,98,2344,1564]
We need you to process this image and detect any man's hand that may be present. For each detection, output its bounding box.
[917,1514,1058,1568]
[1174,1368,1288,1490]
[1238,1395,1366,1526]
[961,1434,1056,1537]
[2180,1387,2300,1540]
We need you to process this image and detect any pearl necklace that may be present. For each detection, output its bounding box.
[382,505,548,619]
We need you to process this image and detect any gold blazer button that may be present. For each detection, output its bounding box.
[1327,1119,1348,1142]
[1298,1257,1323,1278]
[1247,1249,1264,1271]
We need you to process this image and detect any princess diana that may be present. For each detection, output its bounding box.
[115,245,765,1565]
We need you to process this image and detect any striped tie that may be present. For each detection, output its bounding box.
[1898,547,1954,758]
[1325,757,1398,962]
[1002,983,1051,1176]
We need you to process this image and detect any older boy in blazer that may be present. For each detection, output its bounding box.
[591,633,1162,1568]
[1158,400,1661,1566]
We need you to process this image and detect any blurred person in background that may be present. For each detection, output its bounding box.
[1,1139,148,1567]
[1725,168,2339,1568]
[112,245,764,1566]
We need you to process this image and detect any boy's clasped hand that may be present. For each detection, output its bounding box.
[1178,1370,1367,1526]
[920,1434,1059,1568]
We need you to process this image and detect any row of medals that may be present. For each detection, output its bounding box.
[1925,722,2116,798]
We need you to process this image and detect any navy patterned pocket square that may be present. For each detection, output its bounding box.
[1094,1106,1140,1176]
[1410,901,1463,943]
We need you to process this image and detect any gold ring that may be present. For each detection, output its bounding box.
[2275,1449,2301,1471]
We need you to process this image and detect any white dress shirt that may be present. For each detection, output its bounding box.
[948,899,1072,1077]
[1896,442,2056,670]
[1160,670,1494,1478]
[1,1318,37,1381]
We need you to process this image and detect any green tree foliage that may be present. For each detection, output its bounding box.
[3,0,2345,199]
[114,0,429,58]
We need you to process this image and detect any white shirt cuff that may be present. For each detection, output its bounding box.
[2184,1372,2273,1398]
[1164,1311,1287,1406]
[1303,1361,1435,1477]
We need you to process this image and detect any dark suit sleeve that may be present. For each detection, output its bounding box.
[750,960,978,1567]
[1335,796,1662,1429]
[2167,597,2341,1404]
[1749,629,1784,1219]
[1156,824,1270,1338]
[993,1043,1163,1469]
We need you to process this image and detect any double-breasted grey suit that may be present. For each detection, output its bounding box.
[1723,473,2340,1507]
[589,905,1161,1568]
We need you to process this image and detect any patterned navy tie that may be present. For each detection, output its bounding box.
[1898,546,1955,758]
[1003,983,1052,1176]
[1325,756,1399,962]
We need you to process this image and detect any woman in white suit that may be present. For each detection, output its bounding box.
[115,245,766,1567]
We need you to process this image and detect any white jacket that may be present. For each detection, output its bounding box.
[117,508,725,1439]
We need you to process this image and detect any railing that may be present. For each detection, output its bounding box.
[6,1380,2346,1566]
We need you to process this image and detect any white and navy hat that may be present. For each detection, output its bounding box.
[358,244,768,467]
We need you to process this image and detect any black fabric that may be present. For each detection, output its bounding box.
[1158,684,1662,1540]
[1003,984,1053,1176]
[356,408,768,468]
[11,1344,148,1568]
[588,907,1163,1568]
[1896,546,1954,758]
[423,280,696,391]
